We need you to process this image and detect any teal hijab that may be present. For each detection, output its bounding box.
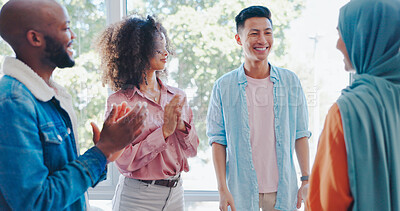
[336,0,400,210]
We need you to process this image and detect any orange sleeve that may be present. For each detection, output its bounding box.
[306,103,353,211]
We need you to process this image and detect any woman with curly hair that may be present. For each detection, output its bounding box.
[96,15,199,211]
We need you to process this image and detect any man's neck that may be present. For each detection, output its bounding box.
[17,55,55,87]
[31,66,54,87]
[243,59,270,79]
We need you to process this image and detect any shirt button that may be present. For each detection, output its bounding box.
[67,128,71,134]
[57,135,62,141]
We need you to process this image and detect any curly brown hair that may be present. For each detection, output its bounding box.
[96,15,172,91]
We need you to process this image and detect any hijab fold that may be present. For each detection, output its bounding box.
[337,0,400,210]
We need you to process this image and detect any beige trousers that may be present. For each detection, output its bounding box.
[259,192,279,211]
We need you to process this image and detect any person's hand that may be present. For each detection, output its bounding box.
[297,181,309,209]
[219,188,236,211]
[162,95,184,139]
[91,122,101,145]
[302,183,310,211]
[91,102,135,161]
[176,96,187,132]
[90,102,131,145]
[107,102,134,160]
[95,102,148,162]
[91,121,128,161]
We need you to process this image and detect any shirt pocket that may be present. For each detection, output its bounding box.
[40,122,68,144]
[39,122,70,171]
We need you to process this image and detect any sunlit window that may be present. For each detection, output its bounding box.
[0,0,13,71]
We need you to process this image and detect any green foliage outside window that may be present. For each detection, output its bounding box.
[0,0,307,157]
[128,0,306,155]
[55,0,107,153]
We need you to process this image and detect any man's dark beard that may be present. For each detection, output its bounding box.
[44,36,75,68]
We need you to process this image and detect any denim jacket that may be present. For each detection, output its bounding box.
[0,57,107,210]
[207,63,311,211]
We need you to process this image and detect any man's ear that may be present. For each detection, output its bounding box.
[26,30,44,47]
[235,34,242,45]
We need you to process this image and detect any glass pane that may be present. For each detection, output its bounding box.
[90,200,112,211]
[127,0,350,192]
[0,0,13,71]
[52,0,107,153]
[185,201,219,210]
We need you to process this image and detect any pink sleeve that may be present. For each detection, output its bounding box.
[106,92,168,171]
[175,105,199,157]
[116,128,167,172]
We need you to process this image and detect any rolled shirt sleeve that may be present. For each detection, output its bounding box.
[295,79,312,140]
[207,82,227,146]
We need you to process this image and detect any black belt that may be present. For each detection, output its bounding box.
[138,176,180,188]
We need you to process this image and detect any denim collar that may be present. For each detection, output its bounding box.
[237,62,279,85]
[2,57,78,144]
[1,56,71,103]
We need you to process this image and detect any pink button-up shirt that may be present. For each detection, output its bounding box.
[106,79,199,180]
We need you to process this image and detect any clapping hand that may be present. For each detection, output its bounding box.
[91,102,148,162]
[162,95,186,139]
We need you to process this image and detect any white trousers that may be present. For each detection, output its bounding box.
[112,175,184,211]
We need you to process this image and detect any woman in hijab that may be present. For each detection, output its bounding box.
[306,0,400,210]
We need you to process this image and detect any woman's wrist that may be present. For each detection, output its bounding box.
[162,126,171,139]
[177,122,187,133]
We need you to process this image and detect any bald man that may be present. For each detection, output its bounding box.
[0,0,148,210]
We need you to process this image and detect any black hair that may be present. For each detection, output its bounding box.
[235,6,272,33]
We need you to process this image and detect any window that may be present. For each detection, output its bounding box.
[0,0,13,70]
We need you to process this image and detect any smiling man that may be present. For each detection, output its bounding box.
[207,6,311,211]
[0,0,148,210]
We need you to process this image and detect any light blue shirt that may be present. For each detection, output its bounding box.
[207,63,311,211]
